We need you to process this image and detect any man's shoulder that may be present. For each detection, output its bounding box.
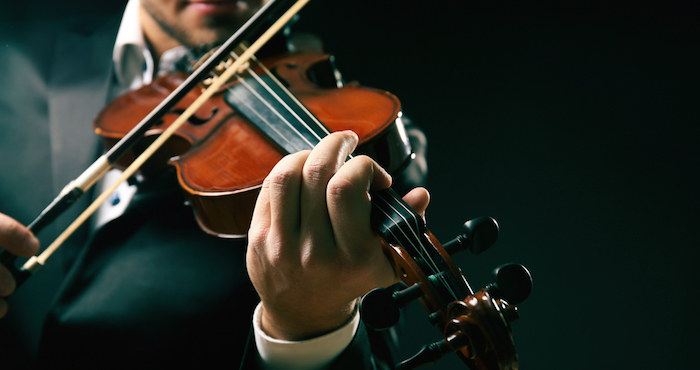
[0,3,124,85]
[0,1,124,44]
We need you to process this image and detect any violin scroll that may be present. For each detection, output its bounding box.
[443,263,532,370]
[360,216,532,370]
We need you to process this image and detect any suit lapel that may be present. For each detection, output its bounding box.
[47,15,121,198]
[45,14,122,270]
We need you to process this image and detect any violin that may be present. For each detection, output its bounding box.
[93,51,410,238]
[0,0,532,368]
[94,38,533,370]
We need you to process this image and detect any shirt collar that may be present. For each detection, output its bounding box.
[113,0,149,89]
[112,0,192,91]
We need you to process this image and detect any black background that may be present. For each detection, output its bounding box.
[2,0,698,368]
[294,1,698,369]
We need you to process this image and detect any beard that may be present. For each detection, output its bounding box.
[139,0,266,51]
[154,13,243,50]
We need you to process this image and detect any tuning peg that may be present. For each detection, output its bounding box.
[395,319,477,370]
[486,263,532,305]
[360,282,424,331]
[394,339,453,370]
[442,216,500,256]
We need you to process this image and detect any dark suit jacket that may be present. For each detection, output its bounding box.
[0,2,400,369]
[0,4,123,366]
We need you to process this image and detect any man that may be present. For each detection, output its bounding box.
[0,0,428,368]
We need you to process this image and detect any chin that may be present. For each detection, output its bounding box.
[200,16,243,41]
[187,29,235,48]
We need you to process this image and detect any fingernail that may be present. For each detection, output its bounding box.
[23,236,39,255]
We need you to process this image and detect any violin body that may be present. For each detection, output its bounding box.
[94,52,412,237]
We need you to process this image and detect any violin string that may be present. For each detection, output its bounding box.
[245,52,332,139]
[389,194,459,299]
[232,75,312,153]
[218,49,459,301]
[373,192,459,301]
[228,49,333,147]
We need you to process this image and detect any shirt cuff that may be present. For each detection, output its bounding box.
[253,301,360,370]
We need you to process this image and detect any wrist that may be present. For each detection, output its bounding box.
[253,302,361,370]
[260,298,359,341]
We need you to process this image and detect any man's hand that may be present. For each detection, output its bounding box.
[0,213,40,318]
[246,131,429,341]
